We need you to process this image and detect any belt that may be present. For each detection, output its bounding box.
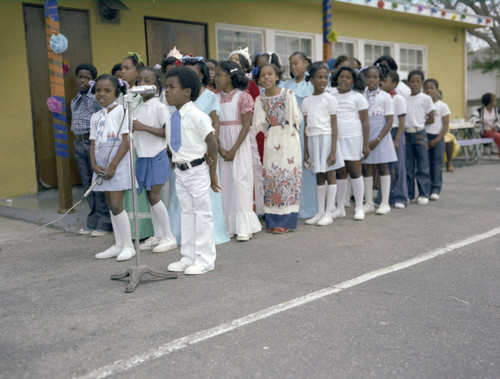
[405,127,425,133]
[175,157,205,171]
[74,133,90,141]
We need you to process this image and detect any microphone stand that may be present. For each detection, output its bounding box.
[111,91,177,293]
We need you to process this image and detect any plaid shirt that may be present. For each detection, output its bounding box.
[70,90,101,135]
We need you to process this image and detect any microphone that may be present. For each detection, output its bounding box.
[130,85,157,95]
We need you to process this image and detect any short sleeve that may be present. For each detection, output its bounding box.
[425,95,436,114]
[327,93,338,115]
[196,111,215,141]
[394,95,407,116]
[383,93,394,115]
[208,91,221,116]
[117,108,130,135]
[355,92,368,111]
[156,102,171,128]
[301,96,309,116]
[252,96,267,134]
[441,102,451,117]
[89,112,99,140]
[238,90,255,115]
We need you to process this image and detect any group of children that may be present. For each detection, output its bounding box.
[71,48,454,275]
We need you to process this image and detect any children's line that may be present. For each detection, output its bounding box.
[77,226,500,379]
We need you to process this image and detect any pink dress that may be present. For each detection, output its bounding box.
[217,89,262,236]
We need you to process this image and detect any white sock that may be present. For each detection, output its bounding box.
[345,175,352,205]
[351,176,365,211]
[326,184,337,215]
[336,179,347,210]
[152,201,174,239]
[363,176,374,207]
[380,175,391,207]
[110,211,122,248]
[149,205,162,239]
[316,185,326,215]
[115,210,133,248]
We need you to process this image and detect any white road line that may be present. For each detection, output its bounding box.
[78,227,500,379]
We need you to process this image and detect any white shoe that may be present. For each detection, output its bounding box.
[79,226,94,235]
[354,209,365,220]
[139,236,160,251]
[417,196,429,205]
[317,215,333,226]
[90,229,112,237]
[236,233,252,241]
[152,238,177,253]
[430,193,440,200]
[95,245,121,259]
[376,204,391,215]
[363,204,375,213]
[394,202,406,209]
[116,246,136,262]
[185,264,214,275]
[167,261,189,272]
[305,214,324,225]
[331,208,346,218]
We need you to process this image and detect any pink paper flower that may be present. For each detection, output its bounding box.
[62,64,70,75]
[47,96,62,113]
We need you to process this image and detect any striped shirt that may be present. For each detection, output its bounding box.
[70,90,100,135]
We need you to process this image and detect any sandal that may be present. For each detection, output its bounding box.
[272,227,288,234]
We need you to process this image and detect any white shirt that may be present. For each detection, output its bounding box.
[396,81,411,98]
[301,92,338,136]
[333,90,368,138]
[425,100,451,134]
[405,93,435,129]
[165,101,214,163]
[364,89,393,117]
[392,94,407,128]
[89,105,129,141]
[133,97,170,157]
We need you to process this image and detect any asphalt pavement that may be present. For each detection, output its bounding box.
[0,160,499,379]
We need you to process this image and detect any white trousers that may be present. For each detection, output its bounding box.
[175,163,216,269]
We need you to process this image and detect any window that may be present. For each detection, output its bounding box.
[333,41,355,58]
[364,43,391,66]
[399,47,425,73]
[275,34,313,78]
[216,28,263,61]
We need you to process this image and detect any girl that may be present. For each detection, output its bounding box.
[90,75,135,261]
[253,63,303,234]
[361,65,397,215]
[120,53,156,240]
[302,63,344,226]
[405,70,435,204]
[283,52,316,219]
[470,93,500,158]
[205,58,218,91]
[424,79,450,200]
[215,61,262,241]
[331,66,370,220]
[228,47,261,101]
[132,67,177,253]
[180,56,230,245]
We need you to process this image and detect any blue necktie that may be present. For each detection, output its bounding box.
[170,110,181,152]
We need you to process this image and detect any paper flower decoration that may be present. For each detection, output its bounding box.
[441,10,446,17]
[486,18,491,24]
[326,30,338,43]
[451,14,457,20]
[418,5,423,12]
[50,33,68,55]
[392,2,398,9]
[377,1,385,9]
[62,59,70,75]
[154,63,162,70]
[47,96,62,113]
[461,13,466,20]
[431,7,437,14]
[404,3,410,11]
[478,17,483,24]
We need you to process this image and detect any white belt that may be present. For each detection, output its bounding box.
[405,127,425,133]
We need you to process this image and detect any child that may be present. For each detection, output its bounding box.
[215,61,262,240]
[90,75,135,261]
[361,65,397,215]
[302,63,344,226]
[424,79,450,200]
[164,67,220,275]
[132,66,177,253]
[405,70,435,204]
[470,93,500,157]
[71,63,112,237]
[205,58,218,91]
[331,66,370,220]
[380,69,408,208]
[228,47,261,101]
[111,63,122,78]
[253,63,303,233]
[283,52,316,219]
[180,56,230,245]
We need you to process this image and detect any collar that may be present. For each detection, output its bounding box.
[178,101,194,117]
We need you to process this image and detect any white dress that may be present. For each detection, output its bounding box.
[217,89,262,236]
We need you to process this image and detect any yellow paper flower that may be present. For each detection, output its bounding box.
[326,30,338,43]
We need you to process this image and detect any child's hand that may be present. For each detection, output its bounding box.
[327,151,336,166]
[218,147,227,159]
[428,139,437,149]
[224,148,236,161]
[210,173,221,193]
[104,164,117,179]
[393,139,399,150]
[132,119,146,132]
[368,140,378,151]
[204,152,214,166]
[92,164,106,175]
[362,143,370,159]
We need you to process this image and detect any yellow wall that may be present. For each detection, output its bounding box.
[0,0,468,197]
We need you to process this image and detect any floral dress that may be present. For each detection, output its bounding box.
[252,88,303,230]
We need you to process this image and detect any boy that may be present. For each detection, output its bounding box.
[164,67,220,275]
[71,63,112,236]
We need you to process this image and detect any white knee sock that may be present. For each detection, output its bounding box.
[336,179,347,210]
[380,175,391,207]
[345,175,352,206]
[351,177,365,211]
[326,184,337,215]
[115,210,133,248]
[149,205,162,239]
[316,185,326,215]
[364,176,374,207]
[152,201,174,239]
[110,211,122,248]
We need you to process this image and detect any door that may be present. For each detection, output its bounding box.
[145,17,208,67]
[24,4,92,188]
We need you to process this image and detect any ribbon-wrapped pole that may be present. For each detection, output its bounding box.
[322,0,333,62]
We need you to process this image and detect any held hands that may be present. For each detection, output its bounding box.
[223,148,236,161]
[104,164,117,179]
[204,152,215,166]
[303,152,312,169]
